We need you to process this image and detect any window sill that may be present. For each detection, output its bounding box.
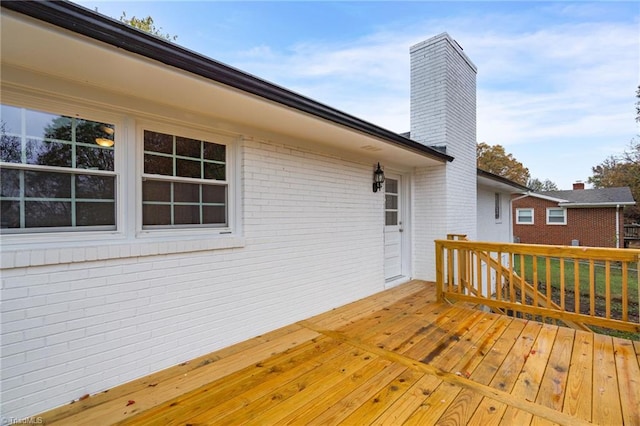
[0,235,245,269]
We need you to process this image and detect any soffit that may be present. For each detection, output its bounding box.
[1,11,445,169]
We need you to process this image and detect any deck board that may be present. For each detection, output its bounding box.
[36,280,638,425]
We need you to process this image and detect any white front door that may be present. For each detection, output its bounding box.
[384,174,403,281]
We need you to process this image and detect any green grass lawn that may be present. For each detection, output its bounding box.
[511,255,639,340]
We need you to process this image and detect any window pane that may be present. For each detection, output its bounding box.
[143,204,171,225]
[203,205,226,224]
[1,104,22,134]
[143,180,171,202]
[144,130,173,154]
[385,211,398,226]
[518,210,533,223]
[1,168,20,197]
[203,185,225,204]
[0,134,21,163]
[176,136,201,158]
[76,175,115,200]
[204,163,225,180]
[385,194,398,210]
[26,139,71,167]
[76,202,115,226]
[176,158,201,178]
[174,182,200,203]
[175,205,200,225]
[385,179,398,194]
[0,201,20,228]
[25,201,71,227]
[203,142,225,162]
[29,111,71,141]
[77,145,114,171]
[144,154,173,176]
[75,119,110,145]
[24,171,71,199]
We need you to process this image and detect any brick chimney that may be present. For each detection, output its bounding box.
[573,182,585,190]
[410,33,478,254]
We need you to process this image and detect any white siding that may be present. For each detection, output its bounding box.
[1,137,385,418]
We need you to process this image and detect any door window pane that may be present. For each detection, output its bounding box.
[385,211,398,226]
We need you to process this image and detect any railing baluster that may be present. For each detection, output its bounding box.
[589,260,595,317]
[509,252,515,303]
[484,252,489,299]
[546,257,551,309]
[533,255,538,309]
[622,261,628,322]
[574,259,580,315]
[497,251,503,302]
[447,246,453,294]
[605,260,611,319]
[519,253,525,306]
[560,258,565,311]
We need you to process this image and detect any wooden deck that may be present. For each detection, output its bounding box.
[40,280,640,425]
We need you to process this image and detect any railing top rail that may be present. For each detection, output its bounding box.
[435,239,640,262]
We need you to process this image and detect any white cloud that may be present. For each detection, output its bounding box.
[228,10,638,187]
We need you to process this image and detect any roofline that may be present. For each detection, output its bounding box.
[477,169,530,191]
[1,1,453,163]
[517,192,569,203]
[558,202,637,208]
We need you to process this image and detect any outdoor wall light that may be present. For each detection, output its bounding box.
[95,125,115,147]
[373,162,385,193]
[95,138,114,147]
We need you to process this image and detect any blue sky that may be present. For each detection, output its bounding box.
[76,1,639,189]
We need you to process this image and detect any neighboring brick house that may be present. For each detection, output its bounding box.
[512,183,636,248]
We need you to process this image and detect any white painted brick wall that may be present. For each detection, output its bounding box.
[0,138,385,418]
[412,165,447,281]
[410,32,478,241]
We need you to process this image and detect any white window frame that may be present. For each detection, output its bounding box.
[546,207,567,225]
[0,97,126,244]
[135,121,239,239]
[516,208,534,225]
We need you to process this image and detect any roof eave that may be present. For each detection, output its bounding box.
[477,169,530,192]
[0,0,453,163]
[559,202,637,208]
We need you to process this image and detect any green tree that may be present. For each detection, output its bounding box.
[477,142,530,186]
[588,141,640,222]
[527,178,558,192]
[119,12,177,41]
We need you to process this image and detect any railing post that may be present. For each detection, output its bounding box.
[435,240,444,302]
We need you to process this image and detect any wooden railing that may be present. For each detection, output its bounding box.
[435,237,640,334]
[625,224,640,240]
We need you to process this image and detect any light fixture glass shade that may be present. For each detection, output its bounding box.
[95,138,115,147]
